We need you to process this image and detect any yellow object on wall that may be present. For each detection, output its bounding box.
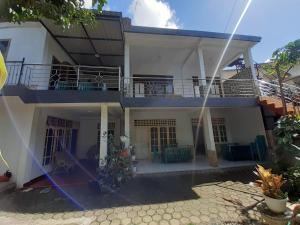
[0,51,8,90]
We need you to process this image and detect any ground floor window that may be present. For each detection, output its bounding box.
[212,118,228,143]
[135,119,177,152]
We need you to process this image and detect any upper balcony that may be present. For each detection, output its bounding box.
[4,62,122,103]
[6,62,121,91]
[123,74,256,98]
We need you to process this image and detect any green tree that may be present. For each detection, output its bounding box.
[263,39,300,115]
[0,0,107,28]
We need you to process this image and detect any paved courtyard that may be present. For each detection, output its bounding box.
[0,168,264,225]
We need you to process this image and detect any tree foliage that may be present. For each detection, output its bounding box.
[1,0,107,28]
[273,114,300,146]
[263,39,300,114]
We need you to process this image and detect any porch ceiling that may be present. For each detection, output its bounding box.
[37,105,123,118]
[40,11,124,67]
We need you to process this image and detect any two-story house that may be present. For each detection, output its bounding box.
[0,11,267,187]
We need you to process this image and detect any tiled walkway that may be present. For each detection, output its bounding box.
[0,181,263,225]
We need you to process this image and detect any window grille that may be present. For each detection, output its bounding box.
[134,119,176,127]
[212,118,228,143]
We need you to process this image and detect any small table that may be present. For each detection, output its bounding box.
[257,202,293,225]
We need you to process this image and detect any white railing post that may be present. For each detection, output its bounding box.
[76,65,80,88]
[118,66,121,91]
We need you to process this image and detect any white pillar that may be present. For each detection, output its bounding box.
[124,43,131,96]
[202,108,218,166]
[16,106,37,187]
[124,108,130,141]
[99,104,108,166]
[244,48,257,80]
[197,47,207,86]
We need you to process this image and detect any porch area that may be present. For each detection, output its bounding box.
[128,107,268,174]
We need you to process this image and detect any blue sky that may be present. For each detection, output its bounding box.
[103,0,300,63]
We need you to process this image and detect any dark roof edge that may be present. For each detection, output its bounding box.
[124,25,262,43]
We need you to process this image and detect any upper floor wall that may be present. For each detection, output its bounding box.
[0,22,73,64]
[1,13,262,105]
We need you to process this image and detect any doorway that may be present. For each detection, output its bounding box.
[149,126,177,155]
[191,119,206,156]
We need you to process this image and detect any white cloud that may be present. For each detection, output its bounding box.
[83,0,92,9]
[129,0,179,29]
[103,4,111,11]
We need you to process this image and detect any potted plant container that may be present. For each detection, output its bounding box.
[254,165,288,214]
[0,170,12,182]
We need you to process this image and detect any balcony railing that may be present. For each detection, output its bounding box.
[123,77,256,98]
[6,62,122,91]
[256,79,300,105]
[5,62,260,99]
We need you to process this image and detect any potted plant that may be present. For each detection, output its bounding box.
[254,165,288,213]
[0,170,12,182]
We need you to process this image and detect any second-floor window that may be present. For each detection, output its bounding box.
[133,75,174,97]
[0,40,10,59]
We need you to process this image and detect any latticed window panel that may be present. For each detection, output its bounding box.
[212,118,228,144]
[134,119,176,127]
[168,127,177,147]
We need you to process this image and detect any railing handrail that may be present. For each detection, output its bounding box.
[126,76,254,82]
[9,63,120,70]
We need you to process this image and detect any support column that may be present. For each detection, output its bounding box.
[197,47,207,96]
[244,48,257,80]
[124,108,130,144]
[124,43,131,97]
[99,104,108,167]
[202,108,218,167]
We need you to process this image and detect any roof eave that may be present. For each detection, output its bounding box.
[125,25,261,43]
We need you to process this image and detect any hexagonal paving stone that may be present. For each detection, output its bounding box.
[162,213,172,220]
[132,216,143,224]
[97,214,108,222]
[179,217,190,224]
[169,219,180,225]
[159,220,169,225]
[143,215,152,223]
[121,217,131,225]
[153,214,162,222]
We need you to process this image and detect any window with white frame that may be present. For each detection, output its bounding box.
[212,118,228,143]
[0,40,10,59]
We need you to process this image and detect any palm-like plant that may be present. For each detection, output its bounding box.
[254,165,286,199]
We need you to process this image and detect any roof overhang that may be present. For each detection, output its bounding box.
[40,11,124,67]
[125,25,261,43]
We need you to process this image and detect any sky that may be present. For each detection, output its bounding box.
[88,0,300,63]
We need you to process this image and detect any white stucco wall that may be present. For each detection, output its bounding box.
[1,22,74,89]
[0,22,46,63]
[210,107,266,144]
[0,97,36,186]
[76,117,121,159]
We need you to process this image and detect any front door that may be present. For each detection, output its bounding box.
[192,125,206,155]
[149,126,176,159]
